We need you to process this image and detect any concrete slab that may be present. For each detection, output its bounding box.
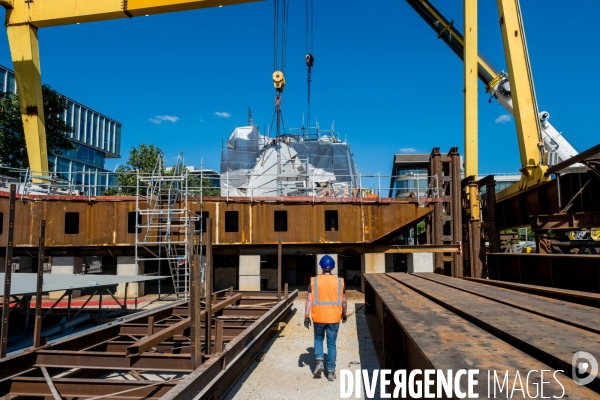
[407,253,433,273]
[225,291,383,400]
[239,275,261,291]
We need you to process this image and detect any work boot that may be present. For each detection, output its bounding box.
[313,360,324,377]
[328,371,336,381]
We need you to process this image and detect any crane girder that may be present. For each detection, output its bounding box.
[2,0,260,176]
[5,0,259,28]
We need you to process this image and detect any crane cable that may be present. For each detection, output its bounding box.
[272,0,290,139]
[305,0,314,135]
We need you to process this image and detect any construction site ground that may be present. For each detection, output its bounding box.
[225,290,384,400]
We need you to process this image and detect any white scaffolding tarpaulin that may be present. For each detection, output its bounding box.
[220,126,359,197]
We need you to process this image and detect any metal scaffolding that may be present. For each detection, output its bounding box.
[135,154,198,299]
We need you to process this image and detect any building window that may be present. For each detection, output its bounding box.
[128,212,141,234]
[103,119,109,150]
[64,212,79,234]
[74,105,81,139]
[0,212,3,235]
[7,73,15,93]
[93,114,99,146]
[225,211,239,232]
[274,210,288,232]
[325,210,338,232]
[66,101,74,137]
[195,211,209,232]
[80,109,87,142]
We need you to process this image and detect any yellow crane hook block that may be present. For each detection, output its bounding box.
[273,71,285,92]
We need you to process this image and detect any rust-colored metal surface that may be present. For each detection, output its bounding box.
[491,171,600,230]
[0,289,298,399]
[465,277,600,307]
[487,253,600,293]
[0,195,431,248]
[364,273,598,398]
[416,273,600,334]
[388,272,600,392]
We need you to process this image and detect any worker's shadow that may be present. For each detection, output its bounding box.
[298,347,329,378]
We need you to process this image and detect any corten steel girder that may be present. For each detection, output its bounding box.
[0,289,298,400]
[364,273,600,398]
[0,196,433,248]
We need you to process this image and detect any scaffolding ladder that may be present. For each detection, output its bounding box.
[135,154,198,299]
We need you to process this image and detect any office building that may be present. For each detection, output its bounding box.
[0,65,121,194]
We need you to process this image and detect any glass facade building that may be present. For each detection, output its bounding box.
[0,65,121,194]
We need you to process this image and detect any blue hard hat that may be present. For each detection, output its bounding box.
[319,255,335,270]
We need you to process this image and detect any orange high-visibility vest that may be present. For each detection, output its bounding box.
[310,275,344,324]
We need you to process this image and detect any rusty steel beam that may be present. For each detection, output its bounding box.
[33,220,45,349]
[0,195,432,247]
[1,184,16,358]
[546,142,600,175]
[487,253,600,293]
[35,350,194,371]
[205,218,213,356]
[532,211,600,231]
[416,273,600,334]
[363,273,597,398]
[5,377,178,399]
[0,290,295,400]
[450,148,463,277]
[388,272,600,390]
[465,277,600,308]
[163,290,298,399]
[126,293,242,357]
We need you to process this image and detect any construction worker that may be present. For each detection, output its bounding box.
[304,255,347,381]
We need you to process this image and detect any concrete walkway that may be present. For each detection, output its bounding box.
[225,291,383,400]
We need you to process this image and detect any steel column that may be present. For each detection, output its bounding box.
[1,184,16,358]
[464,0,478,179]
[431,149,443,273]
[205,218,213,355]
[33,220,46,349]
[485,179,500,253]
[450,150,463,277]
[277,238,282,301]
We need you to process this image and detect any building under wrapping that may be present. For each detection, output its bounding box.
[220,125,359,197]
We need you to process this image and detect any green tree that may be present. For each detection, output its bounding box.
[105,144,220,197]
[0,84,76,171]
[104,143,163,196]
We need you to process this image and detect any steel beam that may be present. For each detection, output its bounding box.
[5,377,178,399]
[33,220,45,348]
[531,211,600,231]
[389,272,600,390]
[125,293,241,357]
[364,273,596,398]
[1,185,16,358]
[35,350,193,371]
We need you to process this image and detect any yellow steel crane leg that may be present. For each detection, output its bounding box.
[496,0,549,196]
[6,24,48,177]
[463,0,478,181]
[464,0,482,278]
[2,0,260,176]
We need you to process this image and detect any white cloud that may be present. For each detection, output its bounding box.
[149,115,179,124]
[200,117,206,123]
[214,111,232,118]
[399,147,417,153]
[495,114,511,124]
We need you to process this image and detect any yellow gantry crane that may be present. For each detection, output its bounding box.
[411,0,552,196]
[1,0,260,177]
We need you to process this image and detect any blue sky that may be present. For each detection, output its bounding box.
[0,0,598,177]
